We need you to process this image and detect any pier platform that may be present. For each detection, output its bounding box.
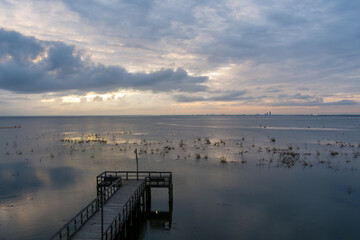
[49,171,173,240]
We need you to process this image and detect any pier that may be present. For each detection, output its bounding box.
[49,171,173,240]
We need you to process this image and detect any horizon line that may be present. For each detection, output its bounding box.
[1,114,360,117]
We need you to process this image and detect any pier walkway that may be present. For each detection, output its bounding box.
[49,171,173,240]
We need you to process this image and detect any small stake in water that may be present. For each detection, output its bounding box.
[134,148,139,180]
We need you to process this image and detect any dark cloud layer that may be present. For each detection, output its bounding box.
[175,90,358,108]
[0,29,208,94]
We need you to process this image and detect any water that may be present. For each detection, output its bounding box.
[0,115,360,240]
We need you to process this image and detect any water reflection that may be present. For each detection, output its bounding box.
[0,116,360,240]
[127,209,173,240]
[147,210,172,230]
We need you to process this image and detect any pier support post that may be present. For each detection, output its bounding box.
[169,184,173,211]
[124,221,127,239]
[146,186,151,213]
[141,191,145,212]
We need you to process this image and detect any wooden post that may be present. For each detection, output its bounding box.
[169,184,173,212]
[131,196,134,228]
[146,186,151,213]
[142,191,145,212]
[134,148,139,180]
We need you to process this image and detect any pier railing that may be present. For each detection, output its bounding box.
[49,178,122,240]
[97,171,172,189]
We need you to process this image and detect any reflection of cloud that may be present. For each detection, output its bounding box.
[0,162,80,196]
[0,171,95,239]
[35,170,51,186]
[0,162,42,196]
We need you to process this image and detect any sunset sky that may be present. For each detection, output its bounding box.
[0,0,359,115]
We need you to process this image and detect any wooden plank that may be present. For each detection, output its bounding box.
[71,179,144,240]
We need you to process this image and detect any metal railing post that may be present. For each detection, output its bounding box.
[101,187,104,240]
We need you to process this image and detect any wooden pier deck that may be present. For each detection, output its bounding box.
[49,171,173,240]
[72,179,144,240]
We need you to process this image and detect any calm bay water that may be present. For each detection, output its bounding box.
[0,115,360,240]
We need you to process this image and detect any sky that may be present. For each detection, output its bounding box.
[0,0,359,115]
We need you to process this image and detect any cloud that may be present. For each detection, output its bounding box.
[174,90,247,102]
[174,95,206,103]
[265,87,282,93]
[277,93,313,100]
[323,100,358,106]
[0,1,359,115]
[270,98,358,107]
[0,29,208,94]
[201,0,360,62]
[62,0,198,44]
[92,95,103,102]
[60,0,360,95]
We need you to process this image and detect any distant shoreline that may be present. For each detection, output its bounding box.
[0,114,359,117]
[0,126,21,129]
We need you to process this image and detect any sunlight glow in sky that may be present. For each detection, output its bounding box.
[0,0,359,115]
